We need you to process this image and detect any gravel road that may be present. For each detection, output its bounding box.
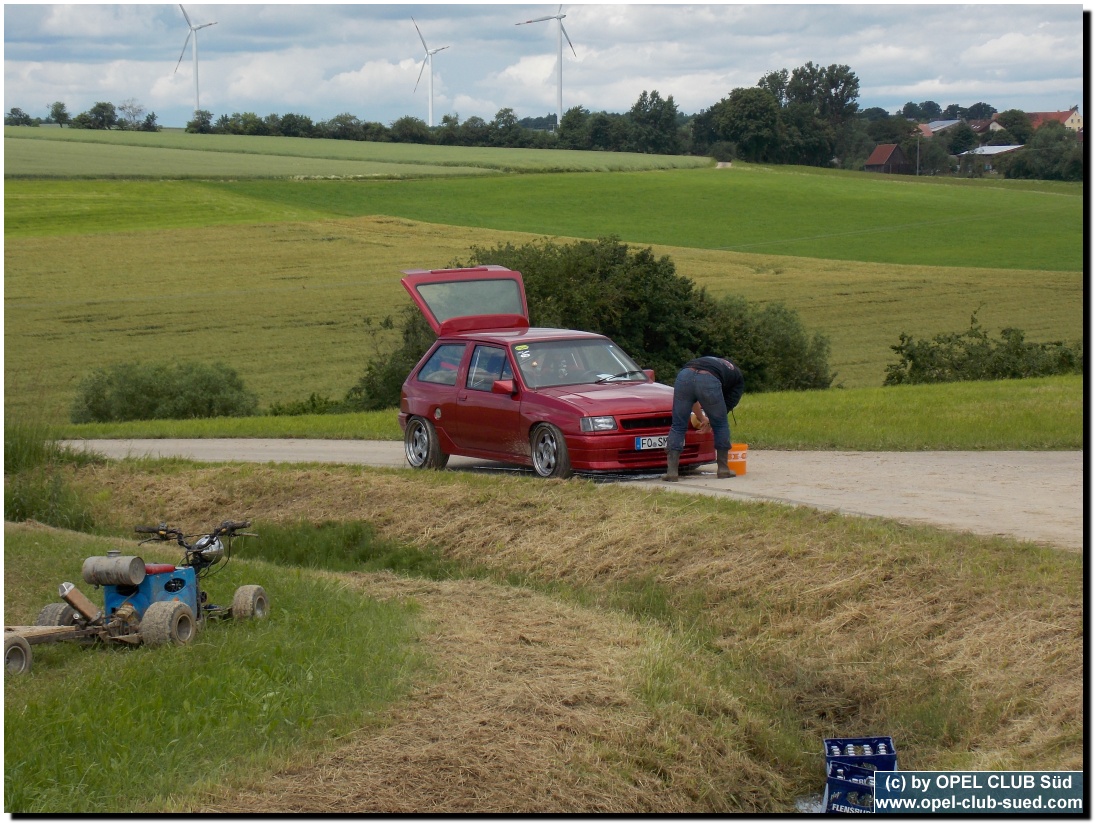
[64,439,1083,551]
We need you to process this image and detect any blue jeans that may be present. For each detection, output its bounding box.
[667,368,731,452]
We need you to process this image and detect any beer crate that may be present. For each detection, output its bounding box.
[823,736,897,773]
[823,760,877,814]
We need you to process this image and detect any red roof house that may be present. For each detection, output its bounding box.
[865,144,912,174]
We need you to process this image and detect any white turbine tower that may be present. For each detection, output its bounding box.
[174,4,217,114]
[412,18,449,128]
[517,4,576,131]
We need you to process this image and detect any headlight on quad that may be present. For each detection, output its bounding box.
[580,415,618,432]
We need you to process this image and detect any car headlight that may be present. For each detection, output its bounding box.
[580,416,618,432]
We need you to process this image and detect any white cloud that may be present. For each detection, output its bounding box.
[4,4,1085,127]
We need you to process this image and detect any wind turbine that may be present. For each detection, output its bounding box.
[174,4,217,114]
[517,4,576,131]
[412,17,449,128]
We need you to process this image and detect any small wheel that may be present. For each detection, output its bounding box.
[141,601,196,647]
[404,416,449,470]
[5,634,32,675]
[36,602,78,627]
[232,585,269,620]
[530,423,572,479]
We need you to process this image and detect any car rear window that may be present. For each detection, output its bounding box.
[415,279,525,323]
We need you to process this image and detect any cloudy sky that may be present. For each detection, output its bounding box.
[3,3,1087,129]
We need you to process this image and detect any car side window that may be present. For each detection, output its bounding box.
[466,345,511,391]
[417,343,465,386]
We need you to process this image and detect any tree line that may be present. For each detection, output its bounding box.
[6,100,161,132]
[6,60,1082,180]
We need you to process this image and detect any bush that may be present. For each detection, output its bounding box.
[347,237,834,407]
[883,311,1083,385]
[71,361,258,423]
[708,142,737,163]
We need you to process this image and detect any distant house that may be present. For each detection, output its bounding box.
[967,119,994,135]
[990,109,1084,132]
[959,144,1023,173]
[925,119,963,134]
[1029,110,1083,131]
[865,143,912,174]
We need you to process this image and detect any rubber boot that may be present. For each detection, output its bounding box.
[717,448,736,479]
[662,450,681,482]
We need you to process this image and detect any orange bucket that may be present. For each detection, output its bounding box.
[726,443,748,476]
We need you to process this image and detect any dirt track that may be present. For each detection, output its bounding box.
[66,439,1083,550]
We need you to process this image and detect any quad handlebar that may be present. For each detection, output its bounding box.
[133,520,254,579]
[134,519,252,546]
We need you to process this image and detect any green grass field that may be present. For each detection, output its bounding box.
[54,375,1083,451]
[4,131,1083,427]
[3,524,425,813]
[4,126,711,174]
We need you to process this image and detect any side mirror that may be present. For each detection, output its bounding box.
[643,368,655,382]
[491,379,516,395]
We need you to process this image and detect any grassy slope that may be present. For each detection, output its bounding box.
[34,462,1086,806]
[216,169,1082,270]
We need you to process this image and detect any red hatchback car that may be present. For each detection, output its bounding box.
[398,266,715,478]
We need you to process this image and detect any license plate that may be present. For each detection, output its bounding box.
[635,435,668,450]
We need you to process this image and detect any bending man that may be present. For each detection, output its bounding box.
[663,355,745,482]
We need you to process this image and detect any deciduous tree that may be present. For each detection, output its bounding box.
[715,87,780,162]
[994,109,1032,144]
[628,90,680,154]
[48,101,70,127]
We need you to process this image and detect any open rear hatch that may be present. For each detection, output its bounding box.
[400,266,530,336]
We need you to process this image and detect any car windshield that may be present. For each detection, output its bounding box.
[512,338,643,389]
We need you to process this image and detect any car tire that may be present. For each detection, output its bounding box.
[530,423,573,479]
[141,601,196,647]
[404,416,450,470]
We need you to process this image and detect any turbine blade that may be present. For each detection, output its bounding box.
[179,3,193,28]
[413,58,426,93]
[517,15,555,25]
[412,17,428,51]
[432,45,450,55]
[560,22,576,56]
[196,21,216,31]
[174,30,192,73]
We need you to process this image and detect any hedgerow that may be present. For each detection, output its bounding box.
[884,310,1083,385]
